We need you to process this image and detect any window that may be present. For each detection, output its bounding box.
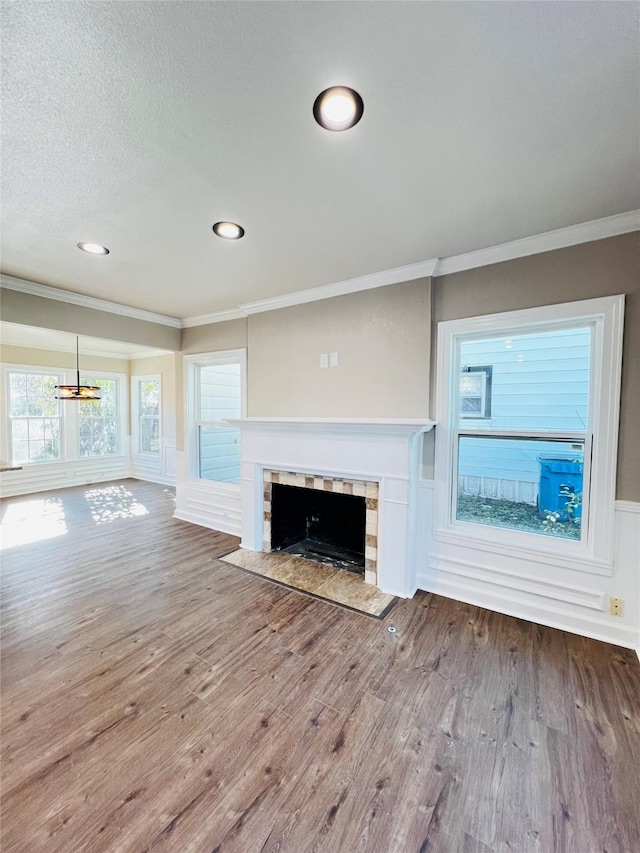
[78,377,118,457]
[185,350,246,486]
[133,377,161,454]
[460,365,492,418]
[7,371,62,463]
[435,295,624,567]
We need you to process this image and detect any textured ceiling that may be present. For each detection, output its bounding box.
[1,1,638,319]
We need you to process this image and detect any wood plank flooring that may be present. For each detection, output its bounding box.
[1,478,639,853]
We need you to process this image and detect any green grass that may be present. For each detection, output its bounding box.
[456,494,581,540]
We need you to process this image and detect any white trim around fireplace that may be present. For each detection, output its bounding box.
[226,418,435,598]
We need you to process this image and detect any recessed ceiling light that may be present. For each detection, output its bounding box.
[212,221,245,240]
[313,86,364,132]
[77,242,109,255]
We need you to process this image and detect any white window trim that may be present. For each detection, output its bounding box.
[3,365,65,465]
[75,370,128,459]
[2,364,128,464]
[131,374,162,457]
[434,294,624,572]
[184,349,247,492]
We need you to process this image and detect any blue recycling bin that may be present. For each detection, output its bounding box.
[538,457,583,520]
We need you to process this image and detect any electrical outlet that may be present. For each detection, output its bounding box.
[609,597,624,617]
[319,353,329,368]
[329,351,339,367]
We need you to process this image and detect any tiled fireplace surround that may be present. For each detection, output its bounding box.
[263,469,380,585]
[229,418,435,598]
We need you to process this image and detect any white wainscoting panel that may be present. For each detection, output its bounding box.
[131,440,177,487]
[0,454,131,498]
[174,450,242,537]
[417,482,640,652]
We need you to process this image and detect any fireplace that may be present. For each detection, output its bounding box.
[271,483,366,572]
[263,469,380,584]
[228,418,435,597]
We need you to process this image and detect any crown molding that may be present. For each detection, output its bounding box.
[0,274,182,328]
[181,258,438,328]
[242,257,438,317]
[181,307,248,329]
[2,334,173,361]
[2,210,637,331]
[433,209,640,277]
[181,210,639,328]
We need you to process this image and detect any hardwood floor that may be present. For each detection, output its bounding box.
[1,479,639,853]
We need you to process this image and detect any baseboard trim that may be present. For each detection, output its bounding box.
[173,510,241,538]
[417,572,638,651]
[131,472,176,487]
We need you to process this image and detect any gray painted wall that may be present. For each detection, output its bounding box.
[247,278,431,418]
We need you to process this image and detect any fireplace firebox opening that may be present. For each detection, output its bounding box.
[271,483,366,572]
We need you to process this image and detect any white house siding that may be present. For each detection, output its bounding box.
[199,364,241,483]
[458,328,590,503]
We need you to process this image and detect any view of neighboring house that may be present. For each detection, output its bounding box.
[457,326,590,513]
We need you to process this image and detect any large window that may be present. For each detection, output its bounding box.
[455,328,589,541]
[186,350,245,485]
[3,365,126,466]
[7,370,62,463]
[78,377,118,457]
[132,377,161,455]
[435,295,624,567]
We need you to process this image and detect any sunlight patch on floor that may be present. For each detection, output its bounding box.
[84,485,149,524]
[0,497,67,549]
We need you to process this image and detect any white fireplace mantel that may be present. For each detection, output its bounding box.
[227,417,436,598]
[225,417,436,437]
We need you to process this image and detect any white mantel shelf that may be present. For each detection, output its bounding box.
[231,416,435,599]
[225,418,436,436]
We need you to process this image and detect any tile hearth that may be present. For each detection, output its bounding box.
[220,549,397,618]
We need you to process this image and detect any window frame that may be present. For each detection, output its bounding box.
[459,364,492,419]
[77,374,122,459]
[4,366,64,465]
[131,374,162,457]
[434,295,624,571]
[184,349,247,489]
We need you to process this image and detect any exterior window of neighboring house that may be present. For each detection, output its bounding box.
[7,370,62,463]
[460,365,492,418]
[434,295,624,567]
[134,377,161,454]
[78,377,118,457]
[186,350,246,485]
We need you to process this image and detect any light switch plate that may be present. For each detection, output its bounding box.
[329,351,339,367]
[320,353,329,368]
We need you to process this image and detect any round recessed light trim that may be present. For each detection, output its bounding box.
[212,221,245,240]
[77,241,110,255]
[313,86,364,132]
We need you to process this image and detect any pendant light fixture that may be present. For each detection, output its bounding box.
[56,337,100,400]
